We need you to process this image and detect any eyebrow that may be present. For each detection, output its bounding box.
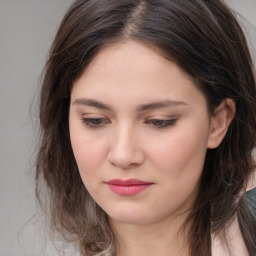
[136,100,187,111]
[72,98,187,111]
[72,98,113,110]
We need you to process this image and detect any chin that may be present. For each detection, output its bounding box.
[110,215,152,225]
[107,209,160,226]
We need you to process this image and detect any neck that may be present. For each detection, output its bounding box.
[110,213,190,256]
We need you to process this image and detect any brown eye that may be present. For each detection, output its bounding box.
[146,119,177,128]
[82,118,109,128]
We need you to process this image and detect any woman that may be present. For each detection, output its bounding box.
[36,0,256,255]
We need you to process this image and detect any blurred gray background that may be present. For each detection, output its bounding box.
[0,1,255,255]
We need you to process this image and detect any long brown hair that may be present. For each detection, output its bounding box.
[36,0,256,255]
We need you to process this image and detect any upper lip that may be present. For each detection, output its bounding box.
[105,179,153,186]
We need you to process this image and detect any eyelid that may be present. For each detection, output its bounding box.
[81,117,110,128]
[81,113,107,118]
[144,115,178,122]
[144,117,178,128]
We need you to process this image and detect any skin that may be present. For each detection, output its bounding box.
[69,40,237,256]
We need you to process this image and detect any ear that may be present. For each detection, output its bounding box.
[207,98,236,149]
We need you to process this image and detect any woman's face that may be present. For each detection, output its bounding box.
[69,41,213,225]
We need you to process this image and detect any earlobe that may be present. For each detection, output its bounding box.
[207,98,236,149]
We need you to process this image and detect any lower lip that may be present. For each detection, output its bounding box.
[106,184,152,196]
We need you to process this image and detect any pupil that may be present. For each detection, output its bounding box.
[92,119,101,125]
[154,120,163,125]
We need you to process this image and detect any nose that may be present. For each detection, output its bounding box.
[107,125,145,169]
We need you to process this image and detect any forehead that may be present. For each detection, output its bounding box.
[80,40,191,84]
[71,40,207,110]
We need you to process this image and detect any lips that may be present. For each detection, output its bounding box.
[105,179,153,196]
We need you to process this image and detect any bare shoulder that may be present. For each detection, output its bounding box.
[212,185,256,256]
[211,218,249,256]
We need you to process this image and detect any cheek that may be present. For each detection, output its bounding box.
[149,127,208,180]
[69,121,107,181]
[71,139,103,169]
[70,136,107,195]
[147,131,208,214]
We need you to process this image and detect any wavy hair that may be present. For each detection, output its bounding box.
[36,0,256,255]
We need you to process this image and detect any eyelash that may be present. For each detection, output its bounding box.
[81,118,177,129]
[145,119,177,128]
[82,118,109,128]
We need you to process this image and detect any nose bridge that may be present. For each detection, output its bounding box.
[115,122,134,149]
[108,121,144,168]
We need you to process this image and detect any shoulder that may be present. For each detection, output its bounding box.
[246,186,256,199]
[245,186,256,216]
[245,187,256,256]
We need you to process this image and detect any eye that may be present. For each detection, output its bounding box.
[146,118,177,128]
[82,118,109,128]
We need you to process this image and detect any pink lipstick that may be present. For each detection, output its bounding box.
[105,179,153,196]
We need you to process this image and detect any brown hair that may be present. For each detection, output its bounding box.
[36,0,256,255]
